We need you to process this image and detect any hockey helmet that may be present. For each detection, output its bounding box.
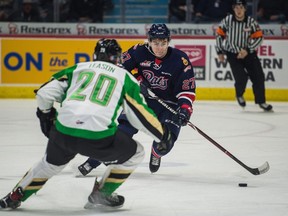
[93,38,122,64]
[147,24,171,41]
[232,0,247,6]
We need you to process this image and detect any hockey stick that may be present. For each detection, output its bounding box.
[144,86,270,175]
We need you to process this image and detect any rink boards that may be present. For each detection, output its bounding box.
[1,37,287,101]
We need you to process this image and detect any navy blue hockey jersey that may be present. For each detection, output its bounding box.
[122,43,196,107]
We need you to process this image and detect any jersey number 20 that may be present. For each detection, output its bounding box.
[69,71,117,106]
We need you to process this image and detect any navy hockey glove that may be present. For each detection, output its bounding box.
[175,104,193,126]
[155,125,174,155]
[36,107,56,138]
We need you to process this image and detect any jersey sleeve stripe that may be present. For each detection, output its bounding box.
[124,94,163,141]
[250,30,263,39]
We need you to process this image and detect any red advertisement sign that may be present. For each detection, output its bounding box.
[175,45,206,80]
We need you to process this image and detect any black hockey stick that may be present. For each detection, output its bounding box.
[144,86,270,175]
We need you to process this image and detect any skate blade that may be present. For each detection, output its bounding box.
[84,201,123,210]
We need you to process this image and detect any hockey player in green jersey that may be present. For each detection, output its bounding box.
[0,39,173,210]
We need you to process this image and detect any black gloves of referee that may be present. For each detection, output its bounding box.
[36,107,56,138]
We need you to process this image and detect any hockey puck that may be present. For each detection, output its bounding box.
[238,183,247,187]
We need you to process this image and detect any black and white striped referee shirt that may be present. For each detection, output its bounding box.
[215,14,263,54]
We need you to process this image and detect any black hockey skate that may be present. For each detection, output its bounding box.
[84,179,124,209]
[0,187,24,209]
[84,192,125,209]
[259,103,273,111]
[149,153,161,173]
[236,96,246,107]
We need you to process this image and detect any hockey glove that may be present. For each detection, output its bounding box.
[36,107,56,138]
[156,125,174,155]
[175,104,193,126]
[137,76,150,98]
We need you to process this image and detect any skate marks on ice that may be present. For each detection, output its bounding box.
[0,100,288,216]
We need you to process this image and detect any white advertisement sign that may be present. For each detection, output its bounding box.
[1,22,288,37]
[171,39,288,89]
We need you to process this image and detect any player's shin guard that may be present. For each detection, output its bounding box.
[2,155,67,206]
[85,142,144,208]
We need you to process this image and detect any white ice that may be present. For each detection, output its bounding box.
[0,99,287,216]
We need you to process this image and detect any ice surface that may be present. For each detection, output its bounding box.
[0,99,287,216]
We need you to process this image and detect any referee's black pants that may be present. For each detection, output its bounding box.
[226,52,266,104]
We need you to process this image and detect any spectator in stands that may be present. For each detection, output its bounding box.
[59,0,71,22]
[38,0,53,22]
[168,0,200,23]
[257,0,286,24]
[67,0,113,23]
[9,0,41,22]
[0,0,15,21]
[194,0,233,23]
[286,3,288,23]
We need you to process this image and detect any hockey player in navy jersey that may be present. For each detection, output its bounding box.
[78,23,196,175]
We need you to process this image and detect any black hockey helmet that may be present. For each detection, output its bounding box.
[93,38,122,64]
[232,0,247,6]
[147,24,171,42]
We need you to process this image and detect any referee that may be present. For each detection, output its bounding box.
[215,0,273,111]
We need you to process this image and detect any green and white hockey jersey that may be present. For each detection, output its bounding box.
[36,61,163,141]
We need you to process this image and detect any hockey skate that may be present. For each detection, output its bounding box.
[236,96,246,107]
[259,103,273,111]
[149,152,161,173]
[0,187,24,209]
[84,180,124,209]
